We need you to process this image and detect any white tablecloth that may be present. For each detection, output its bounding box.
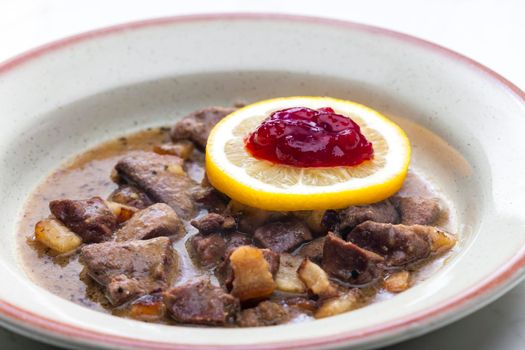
[1,1,524,349]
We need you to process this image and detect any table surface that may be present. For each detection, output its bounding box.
[1,1,524,349]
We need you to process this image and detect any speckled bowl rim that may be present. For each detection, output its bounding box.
[1,13,525,350]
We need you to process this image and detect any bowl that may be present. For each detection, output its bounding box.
[0,13,525,350]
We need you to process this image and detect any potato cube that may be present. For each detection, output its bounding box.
[275,254,306,294]
[128,294,166,321]
[166,164,185,176]
[35,218,82,253]
[315,292,358,319]
[429,229,456,254]
[230,246,276,301]
[292,210,326,233]
[297,258,336,297]
[384,271,411,293]
[105,200,137,223]
[153,140,194,160]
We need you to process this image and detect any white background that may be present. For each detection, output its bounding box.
[1,0,524,349]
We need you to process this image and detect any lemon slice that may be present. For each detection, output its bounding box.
[206,96,411,211]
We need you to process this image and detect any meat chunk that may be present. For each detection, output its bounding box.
[321,210,340,231]
[262,249,280,276]
[348,221,432,266]
[115,152,196,219]
[239,301,289,327]
[187,233,227,268]
[164,278,240,325]
[80,237,176,305]
[392,196,441,225]
[227,200,287,233]
[254,219,312,253]
[171,106,236,149]
[322,232,384,285]
[191,175,229,213]
[297,237,326,263]
[191,213,236,234]
[191,186,229,213]
[188,231,254,269]
[116,203,184,242]
[224,232,252,256]
[108,185,153,209]
[50,196,117,243]
[338,200,399,233]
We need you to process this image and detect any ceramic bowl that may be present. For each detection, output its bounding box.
[0,13,525,350]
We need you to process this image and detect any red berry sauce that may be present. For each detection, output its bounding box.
[244,107,374,167]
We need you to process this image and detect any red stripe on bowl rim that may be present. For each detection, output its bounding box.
[1,13,525,350]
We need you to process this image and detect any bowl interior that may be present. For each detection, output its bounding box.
[0,16,524,349]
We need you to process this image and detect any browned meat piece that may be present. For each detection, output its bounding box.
[188,233,226,268]
[191,186,229,213]
[261,249,280,276]
[50,196,117,243]
[297,237,326,263]
[392,196,441,225]
[338,200,399,233]
[191,175,229,213]
[239,301,289,327]
[115,152,196,219]
[189,230,254,269]
[224,232,252,256]
[170,106,236,149]
[164,278,240,325]
[80,237,176,305]
[348,221,432,266]
[116,203,185,242]
[108,185,153,209]
[191,213,236,234]
[106,275,143,305]
[321,210,339,231]
[322,232,384,285]
[215,258,234,290]
[227,200,287,233]
[254,219,312,253]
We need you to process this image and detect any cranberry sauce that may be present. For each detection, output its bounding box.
[244,107,374,167]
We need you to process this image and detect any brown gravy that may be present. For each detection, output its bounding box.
[17,127,456,321]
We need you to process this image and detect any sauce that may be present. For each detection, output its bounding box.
[245,107,373,167]
[16,127,455,322]
[17,128,208,314]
